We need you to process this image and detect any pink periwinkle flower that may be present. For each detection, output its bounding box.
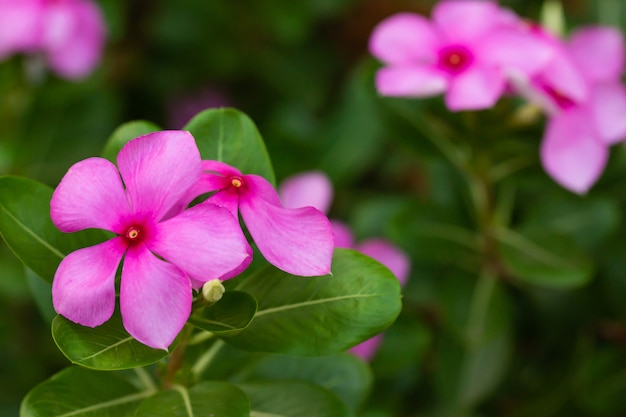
[368,0,552,111]
[279,171,410,361]
[515,26,626,193]
[0,0,106,80]
[50,131,251,349]
[176,162,334,277]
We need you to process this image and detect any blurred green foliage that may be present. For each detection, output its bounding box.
[3,0,626,416]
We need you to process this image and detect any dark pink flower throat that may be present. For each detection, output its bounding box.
[438,45,473,74]
[124,225,145,245]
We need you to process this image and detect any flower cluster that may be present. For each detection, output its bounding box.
[0,0,106,80]
[51,131,333,349]
[279,171,410,360]
[369,0,626,194]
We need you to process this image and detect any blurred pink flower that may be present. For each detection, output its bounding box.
[515,26,626,193]
[178,162,334,277]
[279,171,410,361]
[50,131,250,349]
[0,0,106,80]
[368,0,552,110]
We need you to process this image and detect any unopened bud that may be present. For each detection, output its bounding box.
[202,279,225,303]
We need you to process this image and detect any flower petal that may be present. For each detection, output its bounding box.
[541,108,608,194]
[51,157,130,233]
[433,0,499,42]
[149,201,251,283]
[117,131,202,222]
[331,220,355,249]
[279,171,333,214]
[479,28,553,75]
[369,13,440,65]
[44,0,106,79]
[589,83,626,144]
[240,184,334,276]
[445,64,505,110]
[356,239,410,286]
[120,244,192,350]
[568,26,624,84]
[375,66,448,98]
[0,0,42,58]
[350,335,383,361]
[52,238,125,327]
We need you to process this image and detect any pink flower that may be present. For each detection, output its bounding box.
[50,131,251,349]
[0,0,106,80]
[177,162,334,277]
[515,26,626,193]
[368,0,552,110]
[279,171,410,361]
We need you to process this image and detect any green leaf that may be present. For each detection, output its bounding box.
[184,108,276,185]
[52,310,177,370]
[496,228,593,289]
[101,120,161,162]
[238,381,350,417]
[0,176,106,283]
[224,248,402,356]
[20,366,155,417]
[135,382,249,417]
[232,353,372,411]
[188,291,258,336]
[25,268,56,323]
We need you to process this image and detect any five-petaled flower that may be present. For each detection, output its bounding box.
[50,131,250,349]
[175,161,334,277]
[368,0,552,110]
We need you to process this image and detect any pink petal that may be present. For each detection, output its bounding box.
[433,0,499,42]
[279,171,333,213]
[52,238,126,327]
[350,335,383,361]
[0,0,42,58]
[479,28,553,75]
[240,189,334,277]
[51,157,130,233]
[149,201,251,283]
[445,64,505,110]
[541,108,608,194]
[44,1,106,80]
[369,12,440,65]
[568,26,624,84]
[117,131,202,222]
[356,238,410,286]
[589,83,626,144]
[120,244,192,350]
[540,51,589,105]
[331,220,355,249]
[375,65,448,98]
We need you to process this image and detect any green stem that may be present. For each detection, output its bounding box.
[465,265,498,347]
[191,339,225,378]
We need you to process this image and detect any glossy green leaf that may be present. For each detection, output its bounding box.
[25,268,56,323]
[188,291,257,336]
[497,228,593,289]
[184,107,276,185]
[20,366,155,417]
[232,353,372,411]
[224,248,402,356]
[238,381,350,417]
[135,382,249,417]
[101,120,161,162]
[0,176,106,283]
[52,310,177,370]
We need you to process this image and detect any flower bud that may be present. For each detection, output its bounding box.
[201,279,225,303]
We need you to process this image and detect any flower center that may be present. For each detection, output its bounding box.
[438,45,473,74]
[125,226,143,243]
[230,176,243,188]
